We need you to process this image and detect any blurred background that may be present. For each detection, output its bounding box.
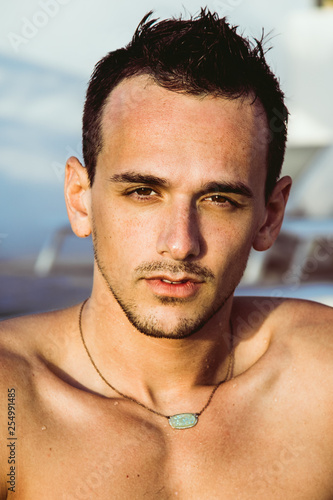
[1,0,333,319]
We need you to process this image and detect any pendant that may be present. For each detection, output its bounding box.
[168,413,198,429]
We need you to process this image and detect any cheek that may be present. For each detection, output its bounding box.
[92,203,159,262]
[206,226,253,288]
[204,216,256,256]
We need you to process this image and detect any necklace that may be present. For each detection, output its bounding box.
[79,299,234,430]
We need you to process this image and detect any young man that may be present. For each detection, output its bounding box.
[1,10,332,499]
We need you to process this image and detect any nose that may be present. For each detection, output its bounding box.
[156,200,201,260]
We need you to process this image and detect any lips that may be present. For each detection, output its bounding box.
[144,275,203,299]
[160,278,188,284]
[146,273,203,283]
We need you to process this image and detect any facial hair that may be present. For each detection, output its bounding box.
[92,223,248,339]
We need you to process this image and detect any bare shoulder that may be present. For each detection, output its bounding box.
[0,305,82,410]
[233,295,333,343]
[275,298,333,374]
[0,305,81,391]
[233,295,333,400]
[265,297,333,349]
[0,306,82,493]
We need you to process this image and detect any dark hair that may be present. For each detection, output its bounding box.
[83,9,288,200]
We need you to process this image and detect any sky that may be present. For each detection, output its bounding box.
[0,0,313,77]
[1,0,332,260]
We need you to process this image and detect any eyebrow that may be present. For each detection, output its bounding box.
[109,172,168,187]
[109,172,253,198]
[199,181,254,198]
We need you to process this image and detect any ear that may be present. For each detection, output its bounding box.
[64,156,92,238]
[253,176,292,252]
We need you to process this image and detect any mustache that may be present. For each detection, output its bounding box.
[134,261,215,281]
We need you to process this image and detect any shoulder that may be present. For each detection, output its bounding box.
[0,314,39,384]
[0,305,81,395]
[0,306,81,490]
[268,298,333,371]
[233,297,333,434]
[232,296,333,385]
[0,305,81,422]
[263,297,333,352]
[233,296,333,405]
[274,298,333,376]
[233,296,333,342]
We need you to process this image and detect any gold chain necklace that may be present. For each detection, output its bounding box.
[79,299,234,430]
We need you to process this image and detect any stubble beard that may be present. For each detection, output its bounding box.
[92,228,249,339]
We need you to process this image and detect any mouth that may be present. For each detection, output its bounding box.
[146,273,203,283]
[144,275,204,299]
[160,279,188,284]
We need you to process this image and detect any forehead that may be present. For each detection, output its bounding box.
[98,75,269,187]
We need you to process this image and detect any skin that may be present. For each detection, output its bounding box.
[0,75,333,499]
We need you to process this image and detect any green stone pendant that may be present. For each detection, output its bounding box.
[168,413,198,429]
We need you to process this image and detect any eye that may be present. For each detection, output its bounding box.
[127,187,158,199]
[204,194,236,206]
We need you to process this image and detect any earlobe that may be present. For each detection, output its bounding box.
[64,156,92,238]
[253,176,292,252]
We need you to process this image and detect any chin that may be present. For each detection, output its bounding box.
[122,296,230,340]
[132,318,204,340]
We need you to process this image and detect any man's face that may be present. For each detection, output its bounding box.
[89,76,269,338]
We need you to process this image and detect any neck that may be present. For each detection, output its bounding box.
[79,288,234,413]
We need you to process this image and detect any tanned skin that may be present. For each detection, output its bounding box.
[0,76,332,499]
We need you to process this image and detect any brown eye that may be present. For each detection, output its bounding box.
[126,187,159,200]
[207,194,230,204]
[210,195,228,203]
[135,187,155,196]
[203,194,238,208]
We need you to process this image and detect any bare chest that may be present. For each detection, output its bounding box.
[9,394,333,500]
